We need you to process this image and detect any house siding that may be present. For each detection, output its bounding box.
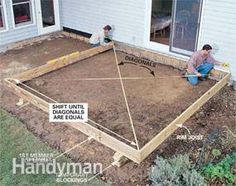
[198,0,236,81]
[0,0,38,47]
[60,0,146,47]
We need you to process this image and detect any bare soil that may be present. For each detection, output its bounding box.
[0,34,90,79]
[1,36,235,186]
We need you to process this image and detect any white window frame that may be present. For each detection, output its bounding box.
[0,0,8,32]
[35,0,61,35]
[10,0,35,29]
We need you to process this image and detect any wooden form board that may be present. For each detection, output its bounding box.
[4,34,230,164]
[6,32,62,51]
[5,31,86,52]
[62,31,90,43]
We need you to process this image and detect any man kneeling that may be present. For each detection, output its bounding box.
[187,44,221,85]
[89,25,113,47]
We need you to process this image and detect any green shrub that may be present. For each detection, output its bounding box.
[201,152,236,185]
[149,155,205,186]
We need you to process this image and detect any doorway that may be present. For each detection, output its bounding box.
[149,0,202,56]
[36,0,60,35]
[150,0,173,45]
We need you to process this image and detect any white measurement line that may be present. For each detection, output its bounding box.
[55,138,89,159]
[87,163,113,182]
[112,44,140,150]
[69,77,154,81]
[223,125,236,137]
[17,102,30,110]
[88,119,135,145]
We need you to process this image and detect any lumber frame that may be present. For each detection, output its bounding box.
[4,35,230,164]
[5,73,229,164]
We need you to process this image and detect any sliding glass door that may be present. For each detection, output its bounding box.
[149,0,202,56]
[170,0,202,55]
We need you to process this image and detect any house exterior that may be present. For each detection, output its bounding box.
[0,0,235,84]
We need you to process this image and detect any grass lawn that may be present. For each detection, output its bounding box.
[0,108,108,186]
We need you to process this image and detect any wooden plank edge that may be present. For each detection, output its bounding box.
[4,78,141,163]
[62,31,90,43]
[11,44,113,83]
[139,73,230,161]
[5,32,62,51]
[46,51,80,64]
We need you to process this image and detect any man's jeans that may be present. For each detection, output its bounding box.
[187,62,214,85]
[91,43,100,47]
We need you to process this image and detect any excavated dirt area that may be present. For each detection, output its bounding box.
[1,35,235,185]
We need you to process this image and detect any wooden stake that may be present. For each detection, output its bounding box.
[112,152,129,167]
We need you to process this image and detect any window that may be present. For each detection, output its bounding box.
[0,0,6,30]
[12,0,33,27]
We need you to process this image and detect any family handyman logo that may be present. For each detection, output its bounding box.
[12,155,103,183]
